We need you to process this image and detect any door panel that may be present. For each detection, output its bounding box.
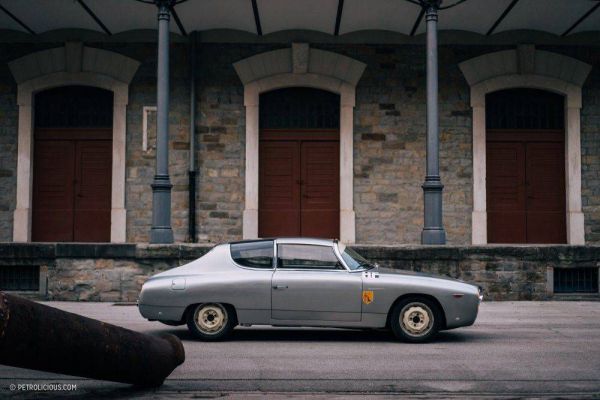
[259,134,340,239]
[300,142,340,238]
[487,142,526,243]
[32,140,76,242]
[271,270,362,322]
[259,141,301,237]
[526,142,566,243]
[32,133,112,242]
[487,133,566,244]
[74,141,112,242]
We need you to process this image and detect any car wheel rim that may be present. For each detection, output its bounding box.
[195,304,227,334]
[400,303,433,337]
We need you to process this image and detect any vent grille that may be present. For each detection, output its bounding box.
[0,266,40,291]
[554,267,598,294]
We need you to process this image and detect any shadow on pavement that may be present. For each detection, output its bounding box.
[148,326,488,343]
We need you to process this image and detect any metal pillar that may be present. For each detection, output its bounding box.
[150,0,174,243]
[421,0,446,244]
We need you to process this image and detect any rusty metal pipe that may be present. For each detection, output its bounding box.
[0,292,185,387]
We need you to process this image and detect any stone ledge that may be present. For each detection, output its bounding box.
[1,243,599,261]
[353,245,600,263]
[0,242,214,260]
[0,243,598,302]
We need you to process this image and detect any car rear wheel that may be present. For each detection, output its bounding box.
[187,303,235,341]
[390,297,442,343]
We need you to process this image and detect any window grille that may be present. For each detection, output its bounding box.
[260,88,340,129]
[0,266,40,291]
[35,85,113,128]
[554,267,598,294]
[486,89,564,130]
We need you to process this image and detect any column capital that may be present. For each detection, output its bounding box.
[420,0,442,18]
[154,0,176,6]
[155,0,175,18]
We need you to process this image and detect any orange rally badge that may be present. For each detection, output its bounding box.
[362,290,374,305]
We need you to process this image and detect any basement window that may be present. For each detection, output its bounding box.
[0,266,40,291]
[554,267,599,294]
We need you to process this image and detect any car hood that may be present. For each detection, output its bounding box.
[376,267,472,285]
[373,267,477,288]
[371,267,480,295]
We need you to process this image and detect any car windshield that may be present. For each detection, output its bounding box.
[340,247,375,271]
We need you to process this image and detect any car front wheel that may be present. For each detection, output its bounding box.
[187,303,235,341]
[390,297,441,343]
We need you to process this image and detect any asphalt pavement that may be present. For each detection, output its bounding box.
[1,301,599,399]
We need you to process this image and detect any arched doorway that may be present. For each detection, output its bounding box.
[258,88,340,238]
[32,86,113,242]
[486,88,566,243]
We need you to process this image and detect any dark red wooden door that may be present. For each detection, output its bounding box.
[32,140,76,242]
[525,142,566,243]
[32,130,112,242]
[487,131,565,244]
[300,141,339,238]
[259,131,339,239]
[487,142,527,243]
[259,141,301,237]
[73,140,112,242]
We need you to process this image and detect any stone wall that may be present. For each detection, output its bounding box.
[320,44,482,244]
[0,243,598,302]
[110,43,193,243]
[194,44,280,242]
[573,48,600,244]
[354,245,600,301]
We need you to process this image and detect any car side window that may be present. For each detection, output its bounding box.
[277,244,344,270]
[230,241,274,269]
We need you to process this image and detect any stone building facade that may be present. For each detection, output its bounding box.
[0,0,599,302]
[0,37,598,246]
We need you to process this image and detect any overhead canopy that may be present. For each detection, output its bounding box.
[0,0,599,38]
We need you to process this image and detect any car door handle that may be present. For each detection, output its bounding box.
[272,285,288,290]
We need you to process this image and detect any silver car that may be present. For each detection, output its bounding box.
[138,238,482,343]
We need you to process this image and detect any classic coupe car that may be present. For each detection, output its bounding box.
[138,238,482,342]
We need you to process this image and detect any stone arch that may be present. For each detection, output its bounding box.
[233,44,365,243]
[459,46,591,245]
[9,42,140,243]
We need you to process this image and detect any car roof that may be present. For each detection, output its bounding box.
[275,237,335,246]
[229,237,335,246]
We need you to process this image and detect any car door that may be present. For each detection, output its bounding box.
[271,243,362,322]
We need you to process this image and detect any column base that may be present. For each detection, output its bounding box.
[421,228,446,245]
[150,174,173,244]
[422,176,446,245]
[150,227,174,244]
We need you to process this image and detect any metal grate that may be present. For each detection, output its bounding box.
[554,267,598,294]
[0,266,40,291]
[486,88,564,130]
[35,85,113,128]
[260,88,340,129]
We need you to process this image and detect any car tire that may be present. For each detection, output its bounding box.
[186,303,236,341]
[390,297,442,343]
